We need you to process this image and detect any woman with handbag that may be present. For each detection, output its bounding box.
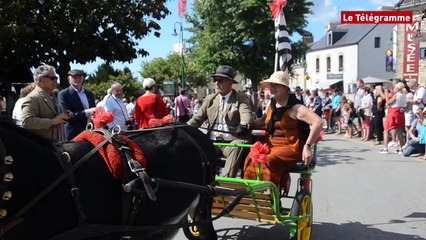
[134,78,169,129]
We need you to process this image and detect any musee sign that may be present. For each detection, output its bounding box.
[403,22,420,81]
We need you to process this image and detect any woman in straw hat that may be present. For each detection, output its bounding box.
[243,71,323,195]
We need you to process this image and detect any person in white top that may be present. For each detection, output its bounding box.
[358,87,373,141]
[105,82,129,131]
[407,80,426,113]
[96,88,112,108]
[126,96,136,118]
[12,83,36,126]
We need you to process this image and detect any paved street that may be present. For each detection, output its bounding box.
[175,134,426,239]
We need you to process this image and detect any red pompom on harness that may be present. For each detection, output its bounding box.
[73,131,147,181]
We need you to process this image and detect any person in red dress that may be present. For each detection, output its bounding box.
[134,78,169,129]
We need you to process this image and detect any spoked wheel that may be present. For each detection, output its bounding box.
[182,208,200,240]
[290,190,313,240]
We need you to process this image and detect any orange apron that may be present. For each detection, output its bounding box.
[243,106,303,194]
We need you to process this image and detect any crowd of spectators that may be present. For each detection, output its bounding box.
[305,79,426,159]
[4,64,426,165]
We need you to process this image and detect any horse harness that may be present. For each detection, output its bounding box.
[0,127,157,238]
[0,124,215,239]
[0,137,19,236]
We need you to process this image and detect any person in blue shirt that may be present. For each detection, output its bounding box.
[330,89,342,133]
[404,107,426,157]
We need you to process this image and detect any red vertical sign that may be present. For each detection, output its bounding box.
[403,22,420,81]
[178,0,187,18]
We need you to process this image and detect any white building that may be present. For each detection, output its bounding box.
[306,22,395,93]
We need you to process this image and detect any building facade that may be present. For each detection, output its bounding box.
[306,22,395,93]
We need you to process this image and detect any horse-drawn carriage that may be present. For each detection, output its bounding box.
[188,141,315,240]
[0,119,314,240]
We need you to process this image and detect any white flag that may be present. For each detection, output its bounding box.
[275,10,292,71]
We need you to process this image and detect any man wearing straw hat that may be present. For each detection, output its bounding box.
[188,65,253,177]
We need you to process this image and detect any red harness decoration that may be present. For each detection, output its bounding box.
[73,132,147,181]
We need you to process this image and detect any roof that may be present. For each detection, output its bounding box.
[308,24,378,52]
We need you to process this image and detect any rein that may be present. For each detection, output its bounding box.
[0,131,117,237]
[198,126,236,135]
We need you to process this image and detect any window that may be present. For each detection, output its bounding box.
[316,58,320,72]
[374,37,380,48]
[326,57,331,72]
[327,33,332,46]
[339,55,343,71]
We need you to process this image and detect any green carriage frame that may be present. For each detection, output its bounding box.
[184,142,316,240]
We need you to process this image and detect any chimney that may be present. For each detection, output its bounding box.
[326,21,340,32]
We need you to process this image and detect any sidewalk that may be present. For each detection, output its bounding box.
[324,131,426,160]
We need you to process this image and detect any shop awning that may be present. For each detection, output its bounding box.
[361,76,391,84]
[315,80,342,89]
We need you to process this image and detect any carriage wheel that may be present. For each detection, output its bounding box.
[290,190,312,240]
[182,209,200,240]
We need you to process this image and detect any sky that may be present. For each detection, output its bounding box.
[70,0,400,80]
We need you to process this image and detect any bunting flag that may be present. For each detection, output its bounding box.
[178,0,187,18]
[269,0,292,71]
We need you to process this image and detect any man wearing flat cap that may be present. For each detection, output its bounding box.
[58,69,96,140]
[188,65,253,177]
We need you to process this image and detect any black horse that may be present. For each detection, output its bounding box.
[0,118,217,240]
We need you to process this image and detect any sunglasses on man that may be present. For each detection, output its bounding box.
[42,76,58,81]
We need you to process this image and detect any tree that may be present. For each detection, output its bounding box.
[141,53,208,91]
[0,0,170,88]
[186,0,313,88]
[87,63,120,84]
[84,65,142,100]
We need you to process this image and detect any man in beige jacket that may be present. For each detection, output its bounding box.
[21,65,71,141]
[188,65,252,177]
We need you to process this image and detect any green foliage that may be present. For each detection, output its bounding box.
[87,63,120,84]
[0,0,170,88]
[84,64,142,100]
[84,80,114,101]
[186,0,313,89]
[140,53,208,91]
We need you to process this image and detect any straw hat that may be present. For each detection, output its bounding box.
[260,71,289,88]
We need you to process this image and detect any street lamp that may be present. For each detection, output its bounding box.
[173,21,186,89]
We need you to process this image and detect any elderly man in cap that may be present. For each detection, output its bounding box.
[188,65,253,177]
[58,69,96,140]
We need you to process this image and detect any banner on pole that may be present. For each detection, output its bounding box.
[269,0,292,71]
[178,0,187,18]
